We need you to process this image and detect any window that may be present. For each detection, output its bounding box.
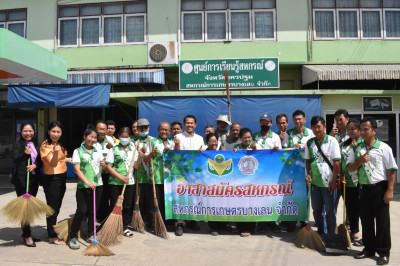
[0,9,27,38]
[313,0,400,40]
[181,0,276,42]
[58,1,146,47]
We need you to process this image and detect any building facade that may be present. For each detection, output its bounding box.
[0,0,399,180]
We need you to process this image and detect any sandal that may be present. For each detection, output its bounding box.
[124,229,134,238]
[49,237,65,245]
[353,236,363,246]
[240,231,251,237]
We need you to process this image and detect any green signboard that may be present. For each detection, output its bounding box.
[179,58,279,90]
[363,96,392,112]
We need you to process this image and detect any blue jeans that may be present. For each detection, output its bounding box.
[311,185,337,234]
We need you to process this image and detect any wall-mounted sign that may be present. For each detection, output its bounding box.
[179,58,279,90]
[363,96,392,112]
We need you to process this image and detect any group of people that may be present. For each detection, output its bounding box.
[10,109,397,265]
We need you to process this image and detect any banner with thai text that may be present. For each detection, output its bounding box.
[164,149,307,222]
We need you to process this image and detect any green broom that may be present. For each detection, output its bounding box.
[1,159,54,226]
[293,186,325,252]
[97,142,138,246]
[84,188,114,256]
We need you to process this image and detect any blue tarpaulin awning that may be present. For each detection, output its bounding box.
[8,84,110,108]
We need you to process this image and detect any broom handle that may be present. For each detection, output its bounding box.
[26,158,31,194]
[93,188,97,238]
[120,140,139,196]
[343,175,346,224]
[149,140,158,205]
[224,70,232,123]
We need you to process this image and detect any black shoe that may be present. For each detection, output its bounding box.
[377,256,389,265]
[187,221,200,231]
[23,237,36,247]
[355,251,375,259]
[175,224,184,236]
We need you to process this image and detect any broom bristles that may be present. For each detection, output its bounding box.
[153,210,169,239]
[292,224,325,252]
[84,241,115,256]
[1,194,54,226]
[338,224,352,248]
[131,204,145,233]
[54,218,84,241]
[97,207,124,246]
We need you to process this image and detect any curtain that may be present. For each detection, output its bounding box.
[82,18,99,44]
[385,11,400,37]
[104,17,122,43]
[231,12,250,39]
[60,19,77,45]
[338,10,358,38]
[254,11,274,38]
[126,16,144,42]
[362,11,381,37]
[183,13,202,40]
[315,11,335,38]
[207,13,226,39]
[8,23,24,37]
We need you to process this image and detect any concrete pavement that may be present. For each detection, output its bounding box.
[0,175,399,266]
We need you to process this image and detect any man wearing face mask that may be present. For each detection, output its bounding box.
[252,114,282,233]
[135,118,153,229]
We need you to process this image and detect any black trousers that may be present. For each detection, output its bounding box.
[140,183,153,225]
[14,180,39,238]
[345,186,360,234]
[69,187,103,239]
[41,173,67,238]
[97,173,110,221]
[359,181,391,257]
[109,185,134,230]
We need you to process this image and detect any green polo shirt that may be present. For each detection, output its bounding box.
[347,138,398,185]
[105,144,137,185]
[287,127,314,148]
[145,136,174,184]
[336,130,349,146]
[304,134,341,188]
[340,137,363,187]
[137,136,151,183]
[72,144,103,189]
[234,142,253,150]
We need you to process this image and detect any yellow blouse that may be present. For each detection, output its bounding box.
[40,141,67,175]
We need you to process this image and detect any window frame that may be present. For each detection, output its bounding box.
[360,8,383,39]
[205,10,228,42]
[383,8,400,39]
[0,22,5,29]
[6,20,26,38]
[102,14,124,45]
[181,11,204,43]
[229,10,252,41]
[336,8,360,39]
[58,17,79,48]
[313,9,337,40]
[79,16,101,47]
[252,9,276,41]
[124,13,146,44]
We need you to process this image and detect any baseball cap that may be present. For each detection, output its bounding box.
[137,118,150,127]
[260,113,272,122]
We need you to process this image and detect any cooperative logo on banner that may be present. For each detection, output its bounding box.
[207,154,233,176]
[238,156,259,175]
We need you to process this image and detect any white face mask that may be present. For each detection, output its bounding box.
[120,138,131,146]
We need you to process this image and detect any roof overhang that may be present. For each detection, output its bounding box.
[0,28,67,84]
[302,64,400,85]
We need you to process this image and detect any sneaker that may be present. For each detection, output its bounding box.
[124,229,134,238]
[68,238,80,250]
[175,223,184,236]
[210,230,219,236]
[86,236,94,243]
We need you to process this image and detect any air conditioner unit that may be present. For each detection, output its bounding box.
[148,41,177,65]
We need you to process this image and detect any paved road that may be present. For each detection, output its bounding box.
[0,176,399,266]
